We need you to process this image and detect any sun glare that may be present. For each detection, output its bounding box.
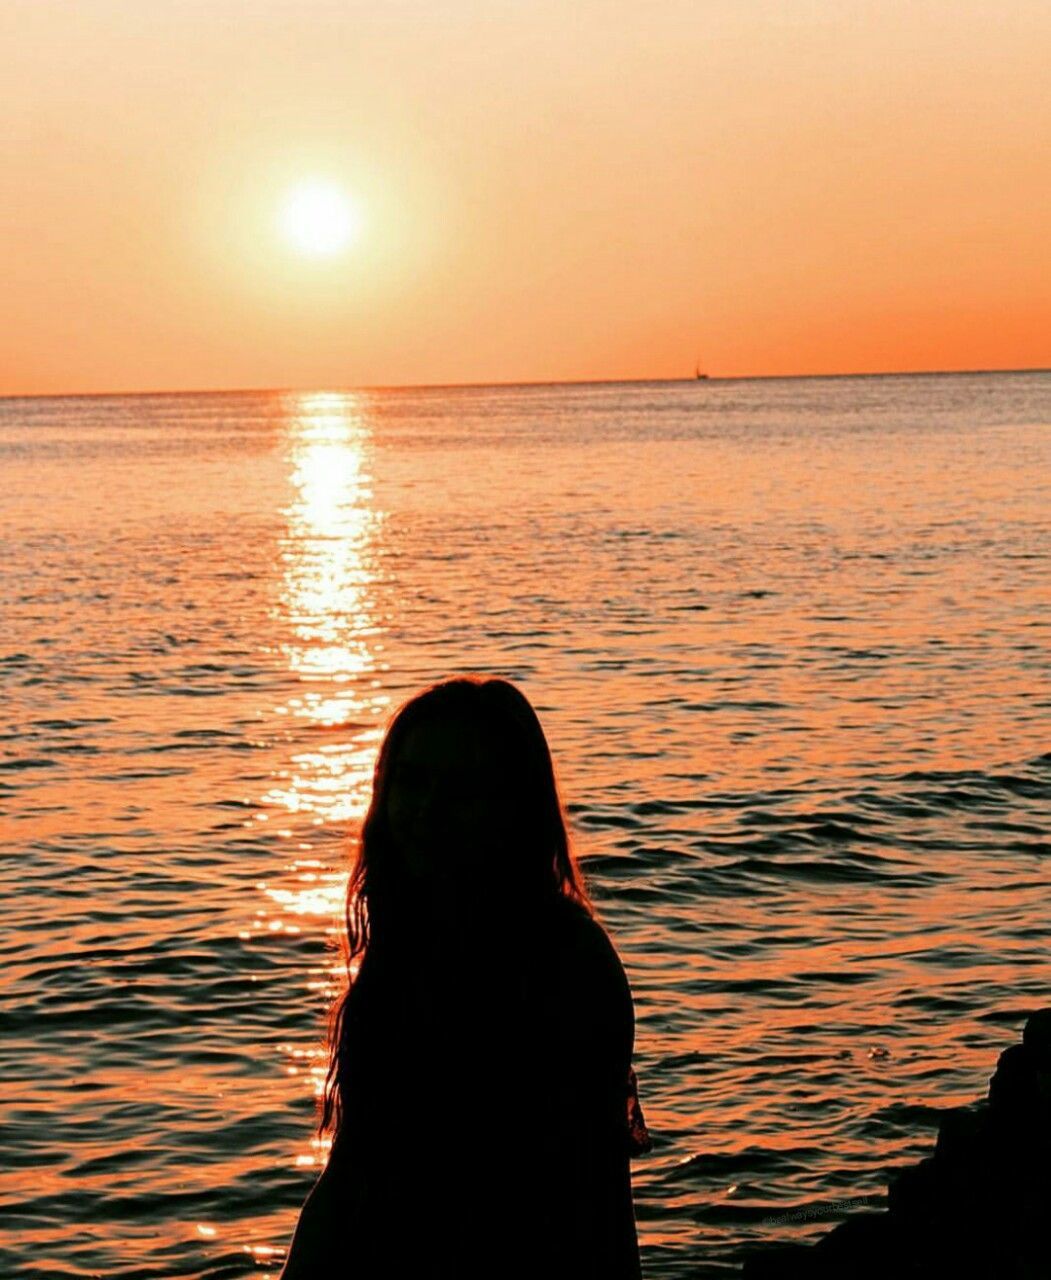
[279,181,360,258]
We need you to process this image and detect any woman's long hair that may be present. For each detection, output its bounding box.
[318,674,594,1141]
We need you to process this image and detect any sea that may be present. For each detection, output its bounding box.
[1,372,1049,1278]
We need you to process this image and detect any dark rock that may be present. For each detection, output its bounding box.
[988,1043,1040,1125]
[737,1010,1051,1278]
[1023,1009,1051,1068]
[739,1242,815,1278]
[1023,1008,1051,1133]
[933,1109,1000,1210]
[811,1212,901,1269]
[887,1155,943,1223]
[934,1102,989,1169]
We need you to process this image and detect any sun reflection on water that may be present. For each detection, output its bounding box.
[263,388,390,870]
[264,390,389,827]
[247,392,390,1211]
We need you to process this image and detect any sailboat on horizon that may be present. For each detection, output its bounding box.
[694,360,709,381]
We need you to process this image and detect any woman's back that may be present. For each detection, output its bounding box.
[334,896,644,1279]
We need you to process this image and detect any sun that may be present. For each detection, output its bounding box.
[278,181,361,258]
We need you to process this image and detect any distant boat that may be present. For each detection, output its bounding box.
[694,362,709,381]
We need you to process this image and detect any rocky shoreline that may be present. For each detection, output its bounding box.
[739,1009,1051,1280]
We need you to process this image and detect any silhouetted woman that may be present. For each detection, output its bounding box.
[279,675,651,1279]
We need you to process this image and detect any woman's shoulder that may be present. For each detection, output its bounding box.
[543,898,634,1048]
[552,898,628,981]
[542,900,647,1149]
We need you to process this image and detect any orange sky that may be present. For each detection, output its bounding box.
[1,0,1048,395]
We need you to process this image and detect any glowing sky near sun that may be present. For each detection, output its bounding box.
[278,182,362,258]
[0,0,1048,394]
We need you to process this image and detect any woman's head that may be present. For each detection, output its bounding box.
[320,674,593,1135]
[384,692,538,907]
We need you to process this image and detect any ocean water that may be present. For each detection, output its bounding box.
[1,372,1049,1279]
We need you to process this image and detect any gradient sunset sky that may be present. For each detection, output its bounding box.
[2,0,1048,395]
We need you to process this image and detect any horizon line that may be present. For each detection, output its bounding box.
[1,363,1047,403]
